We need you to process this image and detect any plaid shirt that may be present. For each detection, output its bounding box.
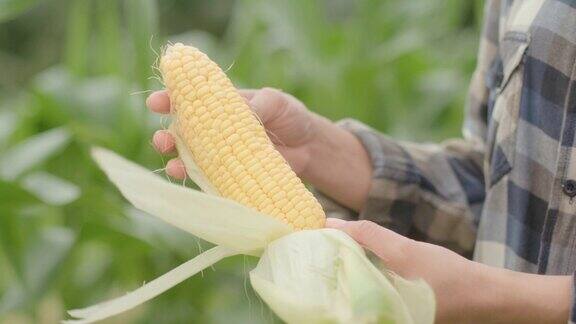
[315,0,576,321]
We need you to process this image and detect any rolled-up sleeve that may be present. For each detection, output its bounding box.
[315,119,485,255]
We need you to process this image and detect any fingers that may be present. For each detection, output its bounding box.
[166,158,186,179]
[326,218,413,265]
[147,87,282,121]
[146,90,171,114]
[247,87,287,125]
[147,87,281,180]
[238,89,257,101]
[147,90,183,179]
[147,89,256,114]
[151,130,185,179]
[151,129,184,179]
[152,130,176,154]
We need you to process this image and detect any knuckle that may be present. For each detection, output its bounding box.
[259,87,288,107]
[260,87,283,96]
[393,238,417,268]
[357,220,377,232]
[355,220,379,241]
[398,238,415,256]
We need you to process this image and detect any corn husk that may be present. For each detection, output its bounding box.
[65,148,435,323]
[250,229,435,324]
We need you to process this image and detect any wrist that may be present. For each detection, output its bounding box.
[463,262,513,323]
[464,262,572,324]
[299,113,330,180]
[299,114,372,211]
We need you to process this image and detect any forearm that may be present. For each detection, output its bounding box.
[300,113,372,212]
[465,263,572,324]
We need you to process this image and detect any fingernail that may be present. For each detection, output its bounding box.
[166,159,186,179]
[153,131,168,152]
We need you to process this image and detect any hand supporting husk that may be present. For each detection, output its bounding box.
[250,229,435,324]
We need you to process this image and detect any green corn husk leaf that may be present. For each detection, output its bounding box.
[250,229,435,324]
[66,149,435,324]
[386,273,436,324]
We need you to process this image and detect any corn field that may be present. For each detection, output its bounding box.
[0,0,482,323]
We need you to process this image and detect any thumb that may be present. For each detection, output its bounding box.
[325,218,412,265]
[247,87,287,125]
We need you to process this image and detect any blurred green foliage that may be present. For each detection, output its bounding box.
[0,0,483,323]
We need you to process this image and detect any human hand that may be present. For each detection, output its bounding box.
[326,219,572,324]
[146,87,319,179]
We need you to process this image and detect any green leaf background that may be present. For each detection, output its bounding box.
[0,0,483,323]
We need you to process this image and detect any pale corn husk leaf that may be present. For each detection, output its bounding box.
[91,147,292,254]
[387,274,436,324]
[335,231,436,324]
[337,246,410,323]
[169,123,220,196]
[250,229,435,324]
[66,245,237,324]
[250,275,336,323]
[250,230,345,324]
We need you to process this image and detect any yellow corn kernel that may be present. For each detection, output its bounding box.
[160,43,325,230]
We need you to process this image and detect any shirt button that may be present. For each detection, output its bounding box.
[563,180,576,197]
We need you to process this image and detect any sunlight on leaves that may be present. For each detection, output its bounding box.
[0,0,42,23]
[20,171,81,206]
[0,110,17,147]
[0,227,75,315]
[0,128,71,181]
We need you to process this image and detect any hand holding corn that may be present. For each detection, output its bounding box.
[148,87,317,179]
[147,87,373,212]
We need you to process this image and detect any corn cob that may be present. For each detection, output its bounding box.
[159,43,325,230]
